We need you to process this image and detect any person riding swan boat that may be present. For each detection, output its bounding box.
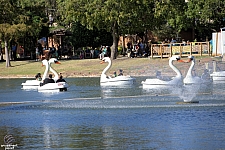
[183,55,212,85]
[38,59,68,92]
[100,57,135,86]
[21,73,42,89]
[141,55,184,88]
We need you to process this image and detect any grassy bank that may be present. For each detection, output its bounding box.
[0,56,220,78]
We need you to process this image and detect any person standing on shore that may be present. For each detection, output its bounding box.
[35,46,39,61]
[12,44,17,60]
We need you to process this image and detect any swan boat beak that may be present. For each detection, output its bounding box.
[177,59,185,62]
[182,55,194,63]
[55,60,61,64]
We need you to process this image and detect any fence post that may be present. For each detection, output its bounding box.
[170,44,172,57]
[160,44,163,59]
[207,42,210,56]
[179,43,182,57]
[200,42,202,56]
[151,44,153,59]
[190,42,192,55]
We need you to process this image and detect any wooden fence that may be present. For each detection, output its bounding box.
[150,42,211,59]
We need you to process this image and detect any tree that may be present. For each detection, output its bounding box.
[57,0,155,59]
[0,0,26,67]
[154,0,225,41]
[67,22,112,49]
[0,0,48,67]
[154,0,189,41]
[185,0,225,40]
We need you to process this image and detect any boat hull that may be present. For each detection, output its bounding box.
[141,78,183,89]
[210,71,225,81]
[21,80,41,90]
[100,76,135,86]
[38,82,69,92]
[211,75,225,81]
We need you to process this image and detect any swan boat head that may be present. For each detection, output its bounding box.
[38,59,68,92]
[142,55,184,87]
[184,55,212,84]
[49,58,61,65]
[41,59,50,81]
[100,57,135,86]
[48,58,61,81]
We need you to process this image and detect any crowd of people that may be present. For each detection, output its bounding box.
[126,41,150,58]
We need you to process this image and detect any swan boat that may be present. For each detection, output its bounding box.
[141,55,184,88]
[100,57,135,86]
[181,56,213,102]
[210,61,225,81]
[38,59,68,92]
[21,58,62,90]
[183,55,212,85]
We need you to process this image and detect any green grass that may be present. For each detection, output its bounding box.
[0,55,220,78]
[0,57,156,78]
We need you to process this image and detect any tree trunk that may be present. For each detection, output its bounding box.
[122,35,126,56]
[111,22,119,60]
[5,39,11,67]
[0,42,3,61]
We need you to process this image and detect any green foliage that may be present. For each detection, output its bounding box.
[186,0,225,32]
[67,22,112,49]
[0,0,48,41]
[57,0,156,58]
[154,0,188,33]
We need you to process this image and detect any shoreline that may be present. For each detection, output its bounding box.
[0,56,222,79]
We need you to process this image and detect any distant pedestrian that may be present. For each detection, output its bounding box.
[12,44,17,60]
[38,43,43,60]
[35,46,39,61]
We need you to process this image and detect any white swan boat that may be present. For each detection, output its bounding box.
[38,59,68,92]
[141,55,184,88]
[210,61,225,81]
[100,57,135,86]
[183,55,212,85]
[21,58,62,90]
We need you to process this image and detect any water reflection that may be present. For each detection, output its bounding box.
[0,77,225,149]
[100,84,136,98]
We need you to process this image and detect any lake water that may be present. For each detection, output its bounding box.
[0,77,225,149]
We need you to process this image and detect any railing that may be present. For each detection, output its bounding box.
[150,42,211,59]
